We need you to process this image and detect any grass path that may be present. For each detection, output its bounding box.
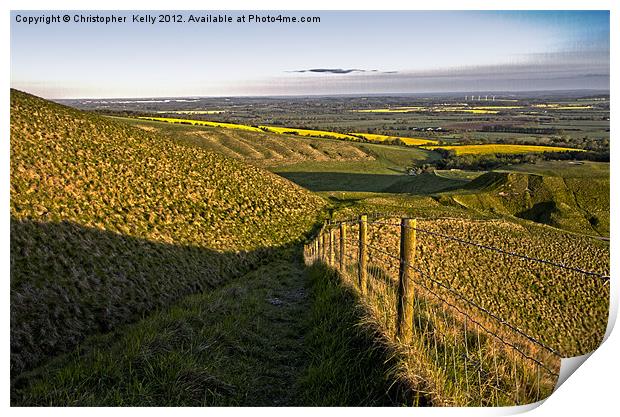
[13,247,414,406]
[12,250,313,406]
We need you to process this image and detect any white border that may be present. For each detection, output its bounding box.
[3,1,617,416]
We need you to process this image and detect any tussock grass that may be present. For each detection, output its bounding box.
[308,228,571,406]
[300,263,429,406]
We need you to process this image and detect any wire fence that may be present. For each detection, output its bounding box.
[304,215,610,406]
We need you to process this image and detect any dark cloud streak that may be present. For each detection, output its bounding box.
[287,68,397,74]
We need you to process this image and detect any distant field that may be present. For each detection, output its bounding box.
[138,116,264,132]
[532,104,593,109]
[354,104,596,114]
[422,144,584,155]
[350,132,438,145]
[265,126,358,140]
[138,117,360,140]
[353,106,499,114]
[156,110,225,114]
[499,160,609,179]
[138,116,443,146]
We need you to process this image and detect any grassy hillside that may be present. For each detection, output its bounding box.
[123,117,374,168]
[322,216,608,405]
[13,254,312,406]
[10,90,326,376]
[116,117,440,194]
[361,218,609,357]
[440,171,609,236]
[12,257,419,406]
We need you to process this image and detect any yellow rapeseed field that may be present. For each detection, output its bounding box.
[138,117,264,132]
[139,117,360,140]
[422,144,584,155]
[261,126,358,140]
[156,110,225,115]
[351,132,438,145]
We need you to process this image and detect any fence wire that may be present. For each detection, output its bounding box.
[304,215,609,406]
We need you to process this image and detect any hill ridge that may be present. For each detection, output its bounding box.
[10,89,326,376]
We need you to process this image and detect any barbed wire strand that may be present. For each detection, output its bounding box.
[408,225,609,281]
[414,279,559,376]
[407,262,561,357]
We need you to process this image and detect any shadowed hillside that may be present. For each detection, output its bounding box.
[10,90,326,376]
[439,171,609,236]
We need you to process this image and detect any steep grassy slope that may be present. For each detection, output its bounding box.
[122,117,374,168]
[440,171,609,236]
[117,117,439,193]
[10,90,326,376]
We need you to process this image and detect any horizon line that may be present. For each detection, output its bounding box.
[33,88,611,102]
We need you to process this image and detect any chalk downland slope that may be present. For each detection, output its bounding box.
[128,117,375,168]
[440,171,609,236]
[10,89,326,376]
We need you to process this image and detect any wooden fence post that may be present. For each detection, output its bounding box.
[322,231,329,264]
[397,218,416,341]
[314,239,318,261]
[329,228,335,266]
[358,215,368,295]
[340,222,347,272]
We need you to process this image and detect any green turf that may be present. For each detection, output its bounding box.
[10,90,326,376]
[497,160,609,178]
[440,170,609,237]
[271,146,439,193]
[11,251,420,406]
[12,250,310,406]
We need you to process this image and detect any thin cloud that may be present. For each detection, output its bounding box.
[286,68,397,75]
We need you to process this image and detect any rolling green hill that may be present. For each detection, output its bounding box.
[122,116,375,168]
[11,90,610,406]
[10,90,326,376]
[439,171,609,236]
[117,116,440,193]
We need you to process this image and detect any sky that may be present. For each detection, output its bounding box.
[10,10,610,98]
